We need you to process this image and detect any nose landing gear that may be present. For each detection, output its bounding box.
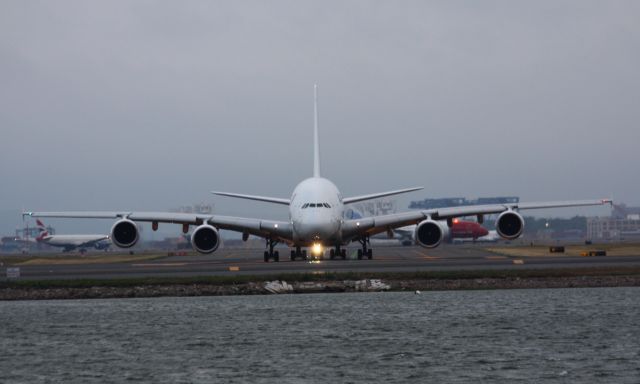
[290,246,308,261]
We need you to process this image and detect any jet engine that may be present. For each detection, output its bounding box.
[495,211,525,240]
[415,219,450,248]
[191,224,220,254]
[110,219,139,248]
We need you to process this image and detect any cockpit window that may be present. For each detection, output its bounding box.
[302,202,331,209]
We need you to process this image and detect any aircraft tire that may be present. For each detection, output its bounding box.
[274,251,279,262]
[264,251,269,262]
[367,249,373,259]
[357,249,363,260]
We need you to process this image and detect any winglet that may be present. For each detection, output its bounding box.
[313,84,321,178]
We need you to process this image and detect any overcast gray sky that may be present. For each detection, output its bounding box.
[1,1,637,234]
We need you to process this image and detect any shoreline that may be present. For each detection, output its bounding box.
[2,267,640,300]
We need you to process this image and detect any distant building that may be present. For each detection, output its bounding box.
[170,203,214,214]
[409,196,519,210]
[611,204,640,220]
[587,204,640,240]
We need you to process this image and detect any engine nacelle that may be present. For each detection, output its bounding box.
[110,219,139,248]
[415,220,450,248]
[191,225,220,254]
[495,211,525,240]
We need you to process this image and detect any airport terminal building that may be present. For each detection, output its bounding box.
[587,204,640,240]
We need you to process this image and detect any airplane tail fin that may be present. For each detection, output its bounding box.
[313,84,321,178]
[35,219,48,241]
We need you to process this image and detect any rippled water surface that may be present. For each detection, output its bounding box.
[1,288,639,383]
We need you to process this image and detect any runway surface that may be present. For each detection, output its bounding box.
[5,244,640,280]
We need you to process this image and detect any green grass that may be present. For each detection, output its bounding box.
[3,266,640,290]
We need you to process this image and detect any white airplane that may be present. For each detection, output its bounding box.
[23,86,611,262]
[33,219,110,252]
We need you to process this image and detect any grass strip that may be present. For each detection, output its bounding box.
[3,266,640,290]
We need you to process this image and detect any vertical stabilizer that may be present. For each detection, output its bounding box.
[313,84,321,178]
[35,219,48,240]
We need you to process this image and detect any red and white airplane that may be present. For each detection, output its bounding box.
[34,219,110,252]
[391,219,489,246]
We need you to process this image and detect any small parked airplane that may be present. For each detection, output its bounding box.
[34,219,110,252]
[24,86,611,261]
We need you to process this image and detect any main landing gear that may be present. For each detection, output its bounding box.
[264,238,280,262]
[290,246,308,261]
[357,236,373,260]
[329,246,347,260]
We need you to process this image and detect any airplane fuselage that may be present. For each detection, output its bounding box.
[290,177,344,245]
[39,235,110,250]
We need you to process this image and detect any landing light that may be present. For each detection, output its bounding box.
[311,242,323,256]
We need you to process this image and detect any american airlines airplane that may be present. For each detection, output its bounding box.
[24,86,611,262]
[34,219,110,252]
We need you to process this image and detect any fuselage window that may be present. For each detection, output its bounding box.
[302,203,309,209]
[309,203,316,208]
[324,203,331,208]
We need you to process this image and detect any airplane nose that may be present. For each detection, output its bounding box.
[301,223,330,240]
[296,217,339,241]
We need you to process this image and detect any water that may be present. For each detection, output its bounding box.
[1,288,639,383]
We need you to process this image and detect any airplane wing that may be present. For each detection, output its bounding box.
[211,192,290,205]
[342,199,612,239]
[342,187,423,204]
[23,211,294,243]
